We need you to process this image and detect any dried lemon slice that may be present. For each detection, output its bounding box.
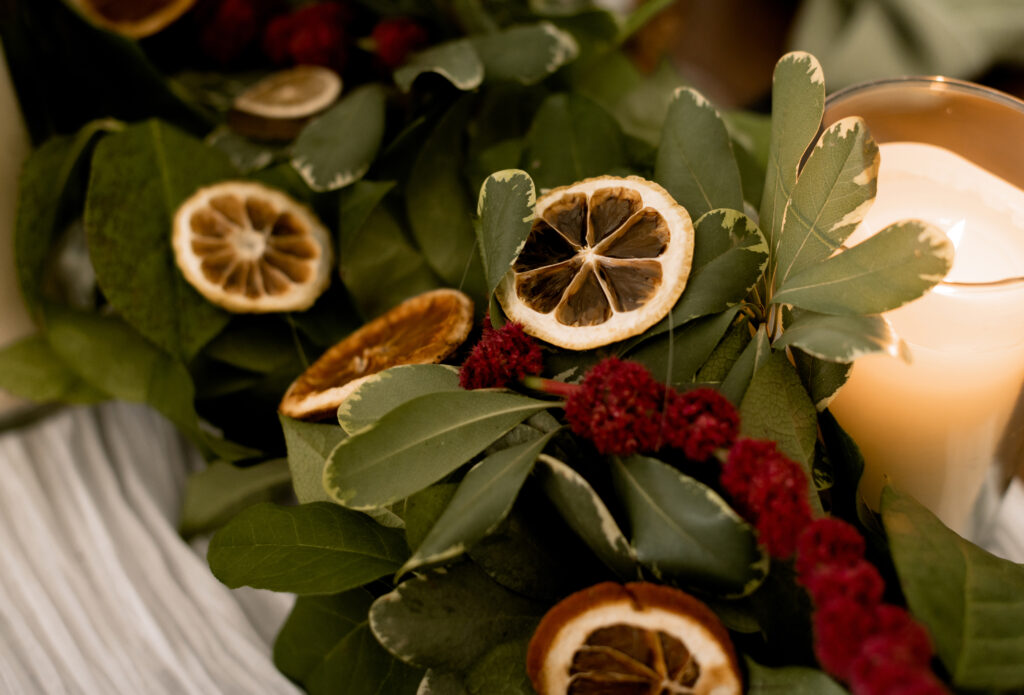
[527,582,742,695]
[496,176,694,351]
[229,66,342,141]
[278,288,473,420]
[172,181,332,313]
[64,0,197,38]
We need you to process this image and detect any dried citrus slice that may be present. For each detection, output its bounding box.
[228,66,342,141]
[64,0,197,38]
[496,176,694,351]
[172,181,332,313]
[278,288,473,420]
[527,582,742,695]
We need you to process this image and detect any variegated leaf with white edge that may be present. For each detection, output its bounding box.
[337,364,461,435]
[476,169,536,295]
[759,51,825,252]
[394,40,484,93]
[291,84,386,191]
[399,431,556,577]
[654,86,744,220]
[535,454,638,579]
[470,22,578,86]
[773,116,879,289]
[774,311,910,364]
[773,220,953,316]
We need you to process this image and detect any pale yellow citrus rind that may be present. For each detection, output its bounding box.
[496,175,694,351]
[172,181,333,313]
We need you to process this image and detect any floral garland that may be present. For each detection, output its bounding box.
[461,320,949,694]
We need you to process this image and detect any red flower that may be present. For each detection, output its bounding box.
[849,659,949,695]
[858,605,934,669]
[796,517,866,580]
[813,596,880,681]
[803,559,885,608]
[201,0,280,65]
[371,17,428,68]
[720,438,813,557]
[263,2,351,71]
[661,387,738,460]
[459,320,544,390]
[564,357,666,456]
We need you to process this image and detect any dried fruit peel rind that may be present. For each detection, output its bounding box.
[496,176,694,350]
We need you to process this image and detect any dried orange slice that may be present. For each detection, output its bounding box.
[228,66,342,141]
[172,181,332,313]
[496,176,694,351]
[65,0,197,38]
[527,582,742,695]
[278,288,473,420]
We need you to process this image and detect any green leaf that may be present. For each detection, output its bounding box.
[180,459,292,537]
[275,591,423,695]
[523,92,627,190]
[721,323,771,406]
[404,483,459,554]
[16,119,120,314]
[406,98,487,299]
[696,318,752,386]
[654,87,743,220]
[208,502,408,595]
[205,126,279,174]
[774,312,910,364]
[324,391,552,509]
[739,349,818,470]
[817,410,864,522]
[611,455,768,596]
[338,364,461,434]
[773,221,954,315]
[86,120,235,359]
[43,307,246,461]
[419,670,469,695]
[535,454,638,579]
[338,183,440,320]
[279,414,347,503]
[882,486,1024,690]
[291,84,386,191]
[394,40,484,93]
[792,349,852,411]
[774,117,879,288]
[626,307,739,387]
[723,109,771,208]
[368,562,544,672]
[470,23,578,85]
[401,432,555,576]
[464,640,533,695]
[759,52,825,252]
[745,657,847,694]
[0,334,106,404]
[202,316,303,373]
[476,170,536,295]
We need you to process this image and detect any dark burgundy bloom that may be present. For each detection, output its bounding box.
[201,0,280,64]
[371,17,428,68]
[564,357,666,456]
[459,321,543,390]
[720,438,813,557]
[263,2,351,71]
[796,517,866,580]
[803,559,885,608]
[858,605,934,669]
[813,596,880,682]
[849,659,950,695]
[661,387,738,460]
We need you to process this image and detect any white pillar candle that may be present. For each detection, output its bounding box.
[829,142,1024,537]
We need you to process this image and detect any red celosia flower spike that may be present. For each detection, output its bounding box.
[849,659,949,695]
[371,17,428,68]
[459,321,544,390]
[802,559,885,608]
[563,357,665,456]
[795,517,866,580]
[263,2,351,71]
[813,596,881,681]
[661,387,738,460]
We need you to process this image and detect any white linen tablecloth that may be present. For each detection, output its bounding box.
[0,401,300,695]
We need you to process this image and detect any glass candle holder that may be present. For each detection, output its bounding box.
[824,77,1024,543]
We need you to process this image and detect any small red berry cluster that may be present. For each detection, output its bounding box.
[459,328,950,693]
[197,0,427,71]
